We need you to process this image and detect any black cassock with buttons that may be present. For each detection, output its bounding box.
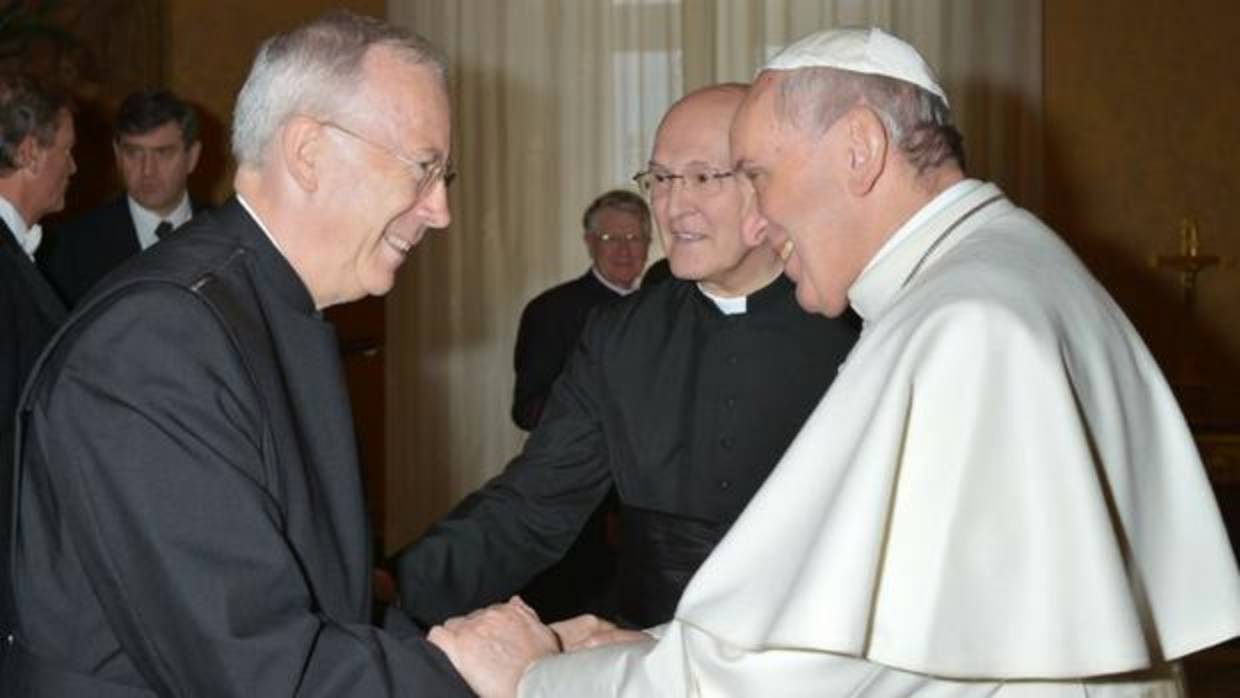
[397,274,858,629]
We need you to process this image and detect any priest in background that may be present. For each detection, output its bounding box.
[431,27,1240,698]
[512,189,652,432]
[510,189,653,622]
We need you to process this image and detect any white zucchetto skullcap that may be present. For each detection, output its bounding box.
[764,27,949,107]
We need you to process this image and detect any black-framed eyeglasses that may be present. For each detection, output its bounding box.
[632,168,735,197]
[320,120,456,199]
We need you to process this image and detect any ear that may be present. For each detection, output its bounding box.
[16,135,40,174]
[111,140,124,168]
[185,140,202,175]
[843,106,888,196]
[738,182,770,249]
[281,115,322,193]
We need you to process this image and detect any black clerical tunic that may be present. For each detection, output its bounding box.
[1,200,470,696]
[398,275,859,628]
[512,269,621,431]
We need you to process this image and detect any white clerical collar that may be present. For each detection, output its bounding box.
[235,194,289,258]
[695,267,785,315]
[0,194,41,260]
[848,179,1004,322]
[591,266,639,296]
[129,194,194,250]
[698,285,747,315]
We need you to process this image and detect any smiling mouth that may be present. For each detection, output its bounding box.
[672,231,706,243]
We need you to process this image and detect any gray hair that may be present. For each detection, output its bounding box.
[231,10,447,166]
[775,67,965,174]
[0,73,70,175]
[583,189,652,238]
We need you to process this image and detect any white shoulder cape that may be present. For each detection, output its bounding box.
[669,182,1240,678]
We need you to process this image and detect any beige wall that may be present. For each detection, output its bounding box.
[1043,0,1240,426]
[165,0,385,203]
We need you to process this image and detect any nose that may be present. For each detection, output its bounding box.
[660,179,693,221]
[416,178,452,230]
[140,152,156,177]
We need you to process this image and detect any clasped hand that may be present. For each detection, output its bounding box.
[429,597,651,698]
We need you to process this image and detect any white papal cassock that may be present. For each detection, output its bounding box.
[519,180,1240,697]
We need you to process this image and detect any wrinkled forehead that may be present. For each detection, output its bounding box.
[593,206,643,230]
[357,48,452,153]
[117,121,187,147]
[729,74,784,163]
[50,108,75,144]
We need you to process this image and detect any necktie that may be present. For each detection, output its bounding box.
[154,220,174,240]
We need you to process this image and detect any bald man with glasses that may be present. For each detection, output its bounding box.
[396,83,859,635]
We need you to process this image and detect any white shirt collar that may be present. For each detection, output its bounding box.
[128,194,194,250]
[0,195,41,260]
[591,266,639,296]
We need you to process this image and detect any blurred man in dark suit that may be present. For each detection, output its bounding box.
[41,88,204,306]
[0,70,73,671]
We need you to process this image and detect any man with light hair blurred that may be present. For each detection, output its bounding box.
[1,11,503,696]
[432,27,1240,698]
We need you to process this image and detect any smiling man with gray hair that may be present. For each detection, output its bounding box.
[0,11,489,696]
[435,27,1240,698]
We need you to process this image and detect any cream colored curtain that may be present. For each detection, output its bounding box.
[383,0,1042,554]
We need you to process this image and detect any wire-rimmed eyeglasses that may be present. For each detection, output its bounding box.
[590,231,651,246]
[320,120,456,199]
[632,168,735,197]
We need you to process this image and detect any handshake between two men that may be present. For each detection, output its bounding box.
[429,598,650,698]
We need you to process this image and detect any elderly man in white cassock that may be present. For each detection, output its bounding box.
[430,27,1240,697]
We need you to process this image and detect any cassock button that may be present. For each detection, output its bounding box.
[720,436,734,450]
[725,396,737,408]
[718,479,731,490]
[727,354,739,365]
